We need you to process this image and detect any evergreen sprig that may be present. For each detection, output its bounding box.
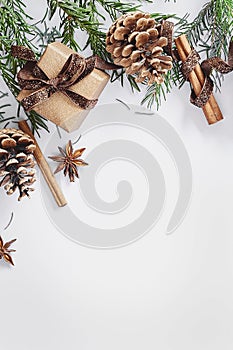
[46,0,148,57]
[186,0,233,58]
[0,0,49,133]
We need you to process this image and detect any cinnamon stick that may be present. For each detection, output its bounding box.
[175,34,223,124]
[19,120,67,207]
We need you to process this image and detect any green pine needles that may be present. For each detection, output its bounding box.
[47,0,145,57]
[0,0,232,132]
[0,0,50,133]
[187,0,233,58]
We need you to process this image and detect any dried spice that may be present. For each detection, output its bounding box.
[0,236,16,266]
[49,140,88,182]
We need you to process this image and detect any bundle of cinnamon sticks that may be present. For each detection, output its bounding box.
[175,34,223,125]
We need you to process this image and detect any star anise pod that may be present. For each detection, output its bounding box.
[0,236,16,266]
[49,140,88,182]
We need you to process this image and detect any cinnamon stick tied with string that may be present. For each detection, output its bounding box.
[175,34,223,125]
[18,120,67,207]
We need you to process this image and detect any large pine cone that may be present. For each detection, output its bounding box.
[0,128,36,201]
[106,11,173,85]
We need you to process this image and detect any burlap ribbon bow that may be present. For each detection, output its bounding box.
[11,45,116,112]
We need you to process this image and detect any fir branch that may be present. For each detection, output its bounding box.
[0,0,49,133]
[95,1,142,21]
[185,0,233,57]
[47,1,107,56]
[46,0,152,58]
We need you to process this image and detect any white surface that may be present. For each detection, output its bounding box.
[1,1,233,349]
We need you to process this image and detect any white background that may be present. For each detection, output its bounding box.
[1,1,233,349]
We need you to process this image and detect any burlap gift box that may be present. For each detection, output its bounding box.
[17,42,110,132]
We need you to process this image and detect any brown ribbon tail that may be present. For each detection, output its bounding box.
[201,40,233,76]
[228,39,233,67]
[190,77,214,108]
[63,90,98,110]
[21,86,56,112]
[92,56,121,70]
[11,45,37,62]
[160,20,179,61]
[201,57,233,75]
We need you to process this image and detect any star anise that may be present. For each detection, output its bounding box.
[49,140,88,182]
[0,236,16,266]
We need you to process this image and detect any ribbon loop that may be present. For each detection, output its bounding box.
[190,77,214,108]
[180,40,233,109]
[57,54,87,87]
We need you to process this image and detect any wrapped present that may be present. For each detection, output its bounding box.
[13,42,111,132]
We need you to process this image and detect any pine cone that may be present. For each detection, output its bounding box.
[106,11,173,85]
[0,128,36,201]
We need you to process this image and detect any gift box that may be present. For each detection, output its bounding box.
[17,42,110,132]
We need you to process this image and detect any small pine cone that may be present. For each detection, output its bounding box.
[106,11,173,85]
[0,128,36,201]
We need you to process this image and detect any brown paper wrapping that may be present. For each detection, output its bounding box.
[17,42,110,132]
